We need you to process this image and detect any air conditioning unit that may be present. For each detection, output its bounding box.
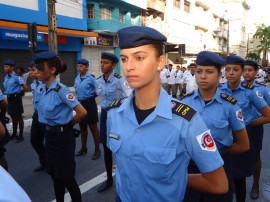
[84,37,97,46]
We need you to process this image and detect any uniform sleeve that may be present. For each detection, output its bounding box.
[0,90,4,101]
[185,114,224,173]
[229,103,246,131]
[262,87,270,105]
[119,77,132,97]
[18,76,25,85]
[58,86,80,109]
[251,89,268,111]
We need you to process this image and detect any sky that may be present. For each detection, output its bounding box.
[246,0,270,25]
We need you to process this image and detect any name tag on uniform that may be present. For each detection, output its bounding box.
[109,133,120,140]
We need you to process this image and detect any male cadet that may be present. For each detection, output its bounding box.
[167,64,177,97]
[182,63,198,94]
[160,65,169,90]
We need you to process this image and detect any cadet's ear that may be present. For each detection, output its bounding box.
[157,55,165,71]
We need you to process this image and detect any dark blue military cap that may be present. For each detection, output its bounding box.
[101,52,119,63]
[196,51,225,66]
[77,58,89,65]
[33,51,57,62]
[4,59,15,66]
[117,26,167,49]
[244,60,258,68]
[226,55,245,65]
[28,61,36,68]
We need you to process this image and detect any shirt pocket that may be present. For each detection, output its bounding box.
[108,135,123,154]
[44,104,59,120]
[143,146,176,180]
[107,84,118,99]
[212,120,229,129]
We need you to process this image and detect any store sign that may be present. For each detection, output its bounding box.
[0,29,44,42]
[97,34,114,47]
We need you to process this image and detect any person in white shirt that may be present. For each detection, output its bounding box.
[255,66,266,83]
[167,64,177,98]
[160,65,169,90]
[175,65,183,97]
[219,66,227,84]
[182,63,198,94]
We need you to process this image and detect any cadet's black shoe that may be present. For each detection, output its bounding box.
[92,150,101,160]
[34,165,45,172]
[14,136,24,143]
[75,148,88,156]
[250,185,259,199]
[97,180,113,192]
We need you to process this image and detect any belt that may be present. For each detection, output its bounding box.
[7,93,21,98]
[79,96,95,104]
[44,124,72,133]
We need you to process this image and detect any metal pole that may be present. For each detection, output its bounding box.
[47,0,58,54]
[227,20,229,55]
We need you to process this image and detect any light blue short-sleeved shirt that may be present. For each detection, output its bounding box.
[74,72,97,101]
[31,80,44,112]
[3,72,25,94]
[182,88,245,149]
[220,81,267,125]
[107,88,224,202]
[0,90,4,101]
[37,80,79,126]
[96,71,131,109]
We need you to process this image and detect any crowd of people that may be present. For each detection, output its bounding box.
[0,25,270,202]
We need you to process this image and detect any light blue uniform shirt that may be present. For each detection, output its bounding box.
[96,71,131,109]
[0,90,4,101]
[182,88,245,149]
[220,81,267,125]
[74,72,97,101]
[3,72,25,94]
[31,80,44,112]
[252,81,270,118]
[37,80,79,126]
[107,88,224,202]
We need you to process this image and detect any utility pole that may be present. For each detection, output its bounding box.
[47,0,58,53]
[227,20,230,56]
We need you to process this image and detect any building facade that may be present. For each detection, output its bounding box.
[0,0,97,88]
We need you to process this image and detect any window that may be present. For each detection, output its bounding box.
[174,0,181,8]
[119,10,126,23]
[99,6,112,20]
[131,15,136,25]
[184,0,190,13]
[87,4,94,19]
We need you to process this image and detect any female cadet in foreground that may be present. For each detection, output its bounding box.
[243,60,270,199]
[3,59,28,143]
[106,26,228,202]
[182,51,249,202]
[220,55,270,202]
[34,51,87,202]
[74,58,101,159]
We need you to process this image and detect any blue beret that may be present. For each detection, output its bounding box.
[28,61,36,68]
[4,59,15,66]
[196,51,225,66]
[244,60,258,68]
[77,58,89,65]
[226,55,245,65]
[33,51,57,62]
[101,52,119,63]
[117,26,167,49]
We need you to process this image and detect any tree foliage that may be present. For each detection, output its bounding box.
[246,52,260,61]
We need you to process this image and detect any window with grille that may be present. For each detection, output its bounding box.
[87,4,94,19]
[174,0,181,8]
[184,0,190,12]
[100,6,112,20]
[119,10,126,23]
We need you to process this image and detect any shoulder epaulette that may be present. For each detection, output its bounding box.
[256,81,267,86]
[218,83,224,88]
[54,84,61,92]
[97,75,102,79]
[220,93,237,105]
[241,82,254,89]
[171,100,196,121]
[114,73,122,79]
[91,74,96,78]
[180,91,194,100]
[108,97,127,110]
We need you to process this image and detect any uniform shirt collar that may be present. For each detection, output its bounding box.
[117,87,172,121]
[193,88,223,104]
[221,81,243,91]
[47,79,59,91]
[107,71,116,83]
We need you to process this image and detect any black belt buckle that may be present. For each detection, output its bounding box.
[46,125,64,133]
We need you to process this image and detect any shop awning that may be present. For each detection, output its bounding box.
[0,20,98,37]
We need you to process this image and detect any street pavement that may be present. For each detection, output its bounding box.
[3,92,270,202]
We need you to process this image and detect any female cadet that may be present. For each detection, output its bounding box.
[34,51,87,202]
[182,51,249,202]
[220,55,270,202]
[107,26,228,202]
[28,61,46,172]
[96,52,131,192]
[0,89,9,170]
[243,60,270,199]
[3,59,28,143]
[74,58,101,159]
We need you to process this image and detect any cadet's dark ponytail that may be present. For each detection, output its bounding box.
[35,56,67,75]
